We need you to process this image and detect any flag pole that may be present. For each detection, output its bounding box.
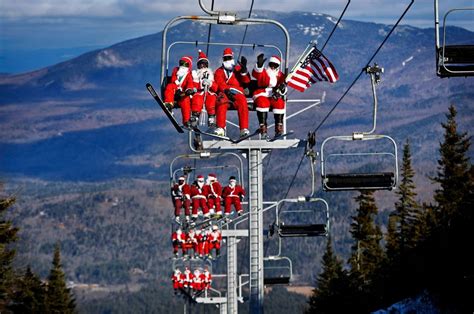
[286,41,317,82]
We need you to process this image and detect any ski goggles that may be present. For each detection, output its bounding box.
[197,60,209,68]
[223,56,233,61]
[179,60,190,67]
[268,62,279,69]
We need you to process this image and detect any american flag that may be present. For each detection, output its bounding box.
[286,46,339,92]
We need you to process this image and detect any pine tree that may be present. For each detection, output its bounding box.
[46,243,76,313]
[306,237,350,314]
[0,195,19,311]
[386,140,421,260]
[432,104,471,222]
[349,191,384,282]
[10,266,47,313]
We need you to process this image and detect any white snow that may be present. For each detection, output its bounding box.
[402,56,414,67]
[297,24,325,37]
[96,50,132,68]
[378,28,388,36]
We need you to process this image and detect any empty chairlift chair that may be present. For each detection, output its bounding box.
[263,256,293,285]
[276,197,330,238]
[434,1,474,77]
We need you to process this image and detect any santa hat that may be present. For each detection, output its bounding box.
[268,55,281,66]
[208,173,216,180]
[175,268,181,273]
[178,176,185,181]
[223,47,234,58]
[197,175,204,180]
[177,228,182,233]
[180,55,193,67]
[198,50,208,63]
[229,176,236,181]
[212,225,218,230]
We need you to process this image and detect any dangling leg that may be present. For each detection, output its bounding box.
[273,98,285,137]
[257,111,268,138]
[274,113,284,136]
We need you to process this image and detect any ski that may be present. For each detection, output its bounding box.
[267,130,294,142]
[191,127,233,142]
[231,129,261,144]
[146,83,184,133]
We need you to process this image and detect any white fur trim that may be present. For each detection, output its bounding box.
[272,108,286,114]
[269,56,281,65]
[254,64,264,73]
[256,107,270,112]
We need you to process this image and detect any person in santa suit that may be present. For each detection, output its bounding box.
[214,47,251,137]
[202,266,212,291]
[171,176,191,223]
[163,55,197,128]
[172,268,184,294]
[208,225,222,259]
[222,176,246,217]
[198,227,210,258]
[195,228,203,258]
[193,268,203,294]
[191,50,218,130]
[190,175,210,220]
[171,228,187,258]
[252,54,287,137]
[186,228,199,259]
[206,173,223,218]
[183,266,194,292]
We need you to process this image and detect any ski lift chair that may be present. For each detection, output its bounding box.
[434,1,474,77]
[263,256,293,285]
[320,134,398,191]
[320,64,399,191]
[276,197,329,238]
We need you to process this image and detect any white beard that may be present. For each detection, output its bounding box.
[198,182,204,188]
[223,60,235,71]
[267,68,278,87]
[229,182,236,188]
[177,66,188,77]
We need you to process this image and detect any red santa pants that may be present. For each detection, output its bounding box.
[209,241,221,251]
[173,241,187,254]
[254,96,285,113]
[198,241,209,256]
[216,93,249,130]
[191,92,216,115]
[208,197,222,214]
[163,86,191,124]
[192,198,209,216]
[224,197,242,214]
[173,280,183,290]
[174,198,190,217]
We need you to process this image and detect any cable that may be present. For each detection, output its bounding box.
[282,152,306,200]
[312,0,414,134]
[237,0,255,60]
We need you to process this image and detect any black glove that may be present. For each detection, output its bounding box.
[224,89,235,101]
[185,88,196,96]
[257,53,266,68]
[239,56,247,73]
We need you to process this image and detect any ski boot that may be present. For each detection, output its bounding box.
[240,128,250,138]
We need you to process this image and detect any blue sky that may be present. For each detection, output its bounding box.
[1,0,473,73]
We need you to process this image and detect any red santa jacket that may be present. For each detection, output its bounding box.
[252,66,286,99]
[187,231,198,245]
[207,181,222,199]
[183,269,194,282]
[209,230,222,243]
[167,66,195,93]
[171,182,191,200]
[222,184,245,199]
[172,271,184,283]
[214,65,251,95]
[172,231,186,243]
[202,270,212,283]
[191,184,209,200]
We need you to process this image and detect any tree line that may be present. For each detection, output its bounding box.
[0,193,76,313]
[306,104,473,313]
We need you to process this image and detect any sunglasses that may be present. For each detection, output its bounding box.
[198,61,209,68]
[198,179,204,182]
[179,60,190,67]
[223,56,233,61]
[268,62,279,69]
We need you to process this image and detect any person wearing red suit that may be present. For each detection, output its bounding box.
[171,176,191,223]
[206,173,223,217]
[172,268,184,294]
[191,50,218,130]
[252,54,287,137]
[222,176,246,217]
[197,227,210,258]
[191,175,209,220]
[193,269,203,293]
[208,225,222,259]
[186,228,199,259]
[183,266,194,291]
[202,266,212,291]
[163,55,197,127]
[213,47,250,137]
[171,228,187,258]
